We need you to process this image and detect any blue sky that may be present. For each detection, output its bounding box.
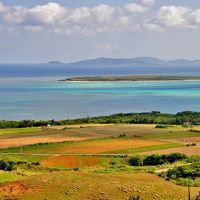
[0,0,200,63]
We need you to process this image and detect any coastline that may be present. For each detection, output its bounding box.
[64,79,200,83]
[61,75,200,83]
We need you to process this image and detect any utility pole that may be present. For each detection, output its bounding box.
[188,186,191,200]
[4,170,6,183]
[20,140,23,156]
[74,140,77,154]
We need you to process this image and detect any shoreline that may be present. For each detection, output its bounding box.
[64,79,200,83]
[61,75,200,83]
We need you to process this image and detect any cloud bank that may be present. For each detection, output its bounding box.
[0,1,200,35]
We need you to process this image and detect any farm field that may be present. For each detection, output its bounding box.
[0,124,199,199]
[1,124,200,148]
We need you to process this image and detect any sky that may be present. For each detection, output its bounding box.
[0,0,200,63]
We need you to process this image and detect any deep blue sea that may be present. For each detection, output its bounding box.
[0,76,200,120]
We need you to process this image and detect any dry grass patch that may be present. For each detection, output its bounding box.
[0,136,91,149]
[2,172,199,200]
[56,138,166,154]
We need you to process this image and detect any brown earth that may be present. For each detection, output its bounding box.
[41,156,100,168]
[0,181,39,196]
[56,139,166,154]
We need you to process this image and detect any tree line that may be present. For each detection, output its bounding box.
[1,111,200,129]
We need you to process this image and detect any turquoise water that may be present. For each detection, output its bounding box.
[0,77,200,120]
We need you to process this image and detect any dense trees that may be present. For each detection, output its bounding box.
[1,111,200,128]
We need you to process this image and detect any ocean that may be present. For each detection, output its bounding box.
[0,76,200,120]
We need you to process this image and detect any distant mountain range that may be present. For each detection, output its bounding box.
[1,57,200,77]
[47,57,200,67]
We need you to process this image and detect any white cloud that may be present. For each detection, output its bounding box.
[27,2,67,25]
[157,6,191,27]
[1,1,200,35]
[143,23,164,32]
[188,9,200,25]
[92,4,115,23]
[66,7,91,23]
[125,3,147,14]
[0,1,7,13]
[141,0,155,6]
[118,16,130,27]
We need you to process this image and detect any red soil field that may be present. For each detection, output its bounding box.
[41,156,100,168]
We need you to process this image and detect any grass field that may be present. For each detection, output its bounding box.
[0,124,199,199]
[0,172,199,200]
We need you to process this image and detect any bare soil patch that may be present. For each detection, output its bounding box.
[0,181,39,196]
[41,156,100,168]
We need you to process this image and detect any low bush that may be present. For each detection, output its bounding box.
[155,125,168,128]
[186,143,197,147]
[167,164,200,180]
[129,153,187,166]
[189,129,200,133]
[143,154,167,166]
[0,160,15,171]
[129,156,143,166]
[167,153,187,163]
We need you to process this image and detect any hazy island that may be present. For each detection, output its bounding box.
[62,75,200,82]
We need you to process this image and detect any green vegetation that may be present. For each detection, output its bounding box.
[107,143,184,154]
[2,111,200,128]
[155,124,170,128]
[129,153,187,166]
[0,172,16,184]
[0,123,199,199]
[167,163,200,187]
[0,127,42,136]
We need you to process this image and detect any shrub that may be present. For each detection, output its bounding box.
[143,154,167,166]
[129,153,187,166]
[186,143,197,147]
[129,156,143,166]
[0,160,15,171]
[166,153,187,163]
[189,129,200,133]
[119,134,126,137]
[167,164,200,180]
[155,125,168,128]
[129,195,141,200]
